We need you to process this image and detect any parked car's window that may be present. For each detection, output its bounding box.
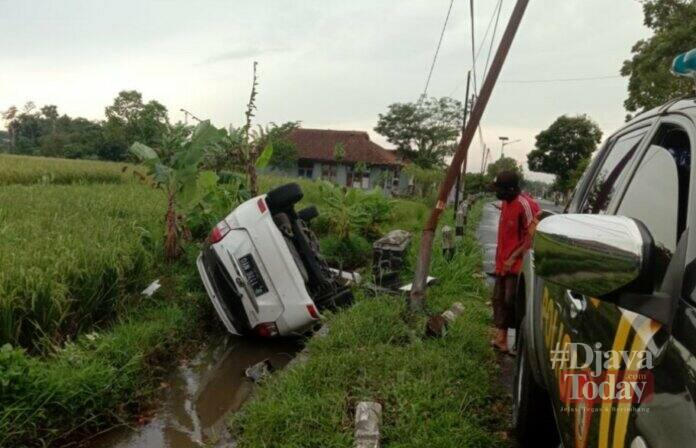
[617,123,691,288]
[580,128,647,214]
[566,145,604,213]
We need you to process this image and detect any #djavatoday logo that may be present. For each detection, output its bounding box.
[551,342,654,404]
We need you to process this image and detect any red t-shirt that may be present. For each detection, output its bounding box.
[495,193,541,275]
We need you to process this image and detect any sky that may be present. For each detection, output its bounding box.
[0,0,651,181]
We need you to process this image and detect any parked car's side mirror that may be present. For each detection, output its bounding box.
[534,214,653,298]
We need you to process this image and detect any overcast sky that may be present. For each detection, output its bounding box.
[0,0,650,180]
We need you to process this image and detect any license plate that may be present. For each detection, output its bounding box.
[238,254,268,297]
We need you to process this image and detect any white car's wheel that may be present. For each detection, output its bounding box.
[266,183,303,213]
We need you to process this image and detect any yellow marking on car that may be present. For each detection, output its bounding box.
[612,317,660,448]
[598,313,636,448]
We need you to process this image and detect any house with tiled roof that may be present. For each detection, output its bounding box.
[276,128,409,193]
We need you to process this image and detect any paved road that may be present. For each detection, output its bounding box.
[476,202,500,287]
[475,197,560,443]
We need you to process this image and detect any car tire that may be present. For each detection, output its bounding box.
[513,326,560,447]
[266,183,303,213]
[298,205,319,222]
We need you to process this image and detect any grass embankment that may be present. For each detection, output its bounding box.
[232,203,508,447]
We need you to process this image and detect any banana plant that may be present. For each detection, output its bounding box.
[130,121,225,261]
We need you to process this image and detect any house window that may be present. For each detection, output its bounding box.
[361,171,370,189]
[298,161,313,179]
[346,165,363,188]
[321,164,337,182]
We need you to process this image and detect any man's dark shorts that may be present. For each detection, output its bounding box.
[492,274,517,329]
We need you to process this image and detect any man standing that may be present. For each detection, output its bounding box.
[491,171,540,353]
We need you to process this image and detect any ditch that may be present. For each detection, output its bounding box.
[80,335,302,448]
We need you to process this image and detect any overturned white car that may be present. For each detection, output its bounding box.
[197,183,354,337]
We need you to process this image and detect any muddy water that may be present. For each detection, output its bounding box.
[82,335,301,448]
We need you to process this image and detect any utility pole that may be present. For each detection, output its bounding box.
[498,136,509,160]
[453,71,471,212]
[409,0,530,311]
[180,108,203,125]
[481,146,490,174]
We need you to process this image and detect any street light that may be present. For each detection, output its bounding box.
[499,136,520,159]
[180,108,203,125]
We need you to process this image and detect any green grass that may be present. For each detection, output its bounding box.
[0,260,211,447]
[231,203,508,447]
[0,181,164,350]
[0,154,127,185]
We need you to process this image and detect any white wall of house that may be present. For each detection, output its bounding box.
[263,161,409,195]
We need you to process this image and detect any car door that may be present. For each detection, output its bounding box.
[540,124,654,448]
[611,115,696,448]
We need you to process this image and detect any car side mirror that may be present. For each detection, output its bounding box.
[534,214,654,298]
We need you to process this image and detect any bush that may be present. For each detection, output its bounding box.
[320,234,371,270]
[319,183,393,240]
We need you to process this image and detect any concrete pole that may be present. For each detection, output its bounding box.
[409,0,530,311]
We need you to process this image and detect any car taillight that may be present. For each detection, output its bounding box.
[253,322,279,338]
[306,304,320,319]
[257,197,267,214]
[208,220,231,244]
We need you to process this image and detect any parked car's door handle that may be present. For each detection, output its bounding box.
[566,290,587,313]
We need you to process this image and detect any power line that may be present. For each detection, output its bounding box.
[482,0,504,81]
[469,0,477,94]
[500,74,622,83]
[450,0,502,97]
[420,0,456,103]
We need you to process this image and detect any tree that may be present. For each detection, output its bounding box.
[129,121,225,261]
[333,142,345,161]
[103,90,169,160]
[375,96,463,168]
[268,139,298,170]
[621,0,696,113]
[1,106,18,149]
[403,163,444,199]
[486,156,524,180]
[462,172,492,195]
[527,115,602,193]
[2,102,112,159]
[566,156,591,192]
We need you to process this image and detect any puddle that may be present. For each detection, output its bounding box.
[80,335,302,448]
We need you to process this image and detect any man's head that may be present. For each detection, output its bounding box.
[493,170,521,202]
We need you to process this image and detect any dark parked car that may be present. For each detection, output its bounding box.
[514,96,696,447]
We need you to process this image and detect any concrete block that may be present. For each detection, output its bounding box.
[355,401,382,448]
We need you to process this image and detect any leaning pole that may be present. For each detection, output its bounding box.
[409,0,530,311]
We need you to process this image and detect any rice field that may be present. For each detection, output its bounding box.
[0,155,163,350]
[0,153,126,185]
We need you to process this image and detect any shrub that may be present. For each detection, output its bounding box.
[320,234,371,270]
[319,183,393,240]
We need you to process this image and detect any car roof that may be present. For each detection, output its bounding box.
[609,97,696,141]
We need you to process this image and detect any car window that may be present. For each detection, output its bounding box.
[566,145,604,213]
[617,123,691,288]
[580,128,647,214]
